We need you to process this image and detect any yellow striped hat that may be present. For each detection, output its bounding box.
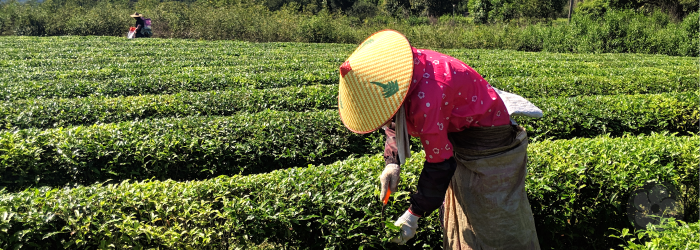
[338,30,413,134]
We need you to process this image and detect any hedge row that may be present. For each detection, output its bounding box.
[1,133,697,250]
[1,83,696,136]
[3,37,690,74]
[0,110,365,191]
[0,36,695,100]
[0,85,336,129]
[488,74,696,98]
[3,71,692,101]
[612,218,700,250]
[517,91,699,140]
[0,62,340,82]
[0,72,336,101]
[0,90,697,190]
[4,55,691,85]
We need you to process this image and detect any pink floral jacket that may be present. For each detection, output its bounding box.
[405,48,511,163]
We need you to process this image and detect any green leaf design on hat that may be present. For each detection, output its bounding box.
[358,38,375,51]
[371,80,399,98]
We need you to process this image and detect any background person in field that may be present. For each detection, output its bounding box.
[337,30,543,249]
[131,12,145,38]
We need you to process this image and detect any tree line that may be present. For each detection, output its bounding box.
[6,0,698,22]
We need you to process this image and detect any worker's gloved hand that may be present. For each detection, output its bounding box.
[391,210,420,245]
[379,163,400,201]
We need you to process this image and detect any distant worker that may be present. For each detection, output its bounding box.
[337,30,544,249]
[131,12,145,38]
[130,12,152,38]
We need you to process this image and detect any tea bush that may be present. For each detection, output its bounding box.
[0,133,696,249]
[517,92,699,140]
[611,218,700,250]
[0,36,695,101]
[0,90,696,191]
[0,85,695,133]
[0,110,368,191]
[527,133,699,249]
[0,85,337,129]
[0,35,696,249]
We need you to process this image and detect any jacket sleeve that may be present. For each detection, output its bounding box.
[383,122,400,166]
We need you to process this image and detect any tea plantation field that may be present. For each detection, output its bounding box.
[0,36,697,249]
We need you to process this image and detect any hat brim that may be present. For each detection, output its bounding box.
[130,14,143,17]
[338,30,413,134]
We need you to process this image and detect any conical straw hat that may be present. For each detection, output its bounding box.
[338,30,413,134]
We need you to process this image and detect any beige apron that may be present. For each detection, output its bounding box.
[443,125,540,250]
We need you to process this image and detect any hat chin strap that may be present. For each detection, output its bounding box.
[396,104,411,165]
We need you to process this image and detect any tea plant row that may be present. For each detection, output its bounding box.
[1,90,697,191]
[1,72,693,102]
[0,86,695,133]
[0,36,695,101]
[1,133,696,249]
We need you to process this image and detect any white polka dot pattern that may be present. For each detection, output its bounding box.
[404,47,511,163]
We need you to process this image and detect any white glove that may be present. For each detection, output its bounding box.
[379,164,400,202]
[391,210,420,245]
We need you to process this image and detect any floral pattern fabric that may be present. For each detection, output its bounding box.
[405,48,511,163]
